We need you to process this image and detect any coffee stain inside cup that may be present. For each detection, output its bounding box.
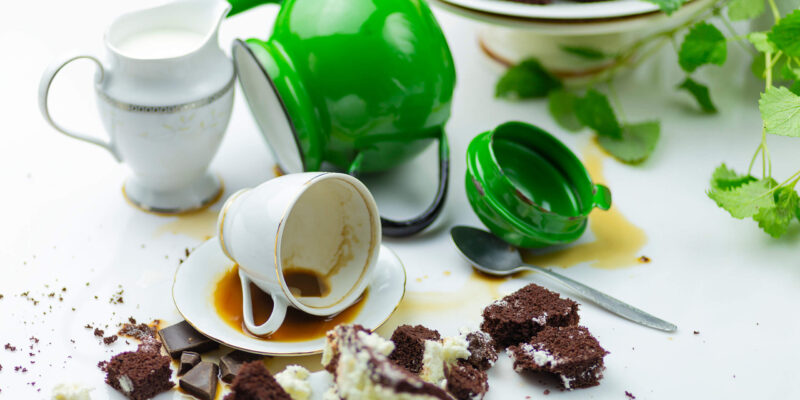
[153,208,218,241]
[213,265,366,342]
[522,144,647,270]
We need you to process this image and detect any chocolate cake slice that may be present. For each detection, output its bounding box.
[444,360,489,400]
[389,324,441,374]
[223,361,291,400]
[509,326,608,389]
[104,349,174,400]
[481,283,579,348]
[322,324,454,400]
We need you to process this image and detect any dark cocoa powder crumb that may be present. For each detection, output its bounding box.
[693,330,700,335]
[103,336,118,345]
[0,294,4,299]
[85,324,92,329]
[29,337,39,344]
[543,389,550,395]
[48,293,55,298]
[625,391,636,399]
[4,344,16,351]
[128,317,137,325]
[0,363,3,371]
[94,328,104,337]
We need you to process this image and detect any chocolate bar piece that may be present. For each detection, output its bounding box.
[179,351,201,376]
[220,350,263,384]
[179,361,219,400]
[158,321,218,358]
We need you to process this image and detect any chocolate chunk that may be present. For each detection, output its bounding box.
[158,321,218,358]
[219,350,262,384]
[179,352,202,376]
[179,361,219,400]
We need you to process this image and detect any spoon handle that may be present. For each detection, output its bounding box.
[523,264,677,332]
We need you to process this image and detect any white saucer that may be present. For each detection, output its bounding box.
[172,238,406,356]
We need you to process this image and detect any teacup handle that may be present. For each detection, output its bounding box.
[592,184,612,210]
[38,53,121,161]
[239,269,288,336]
[348,128,450,237]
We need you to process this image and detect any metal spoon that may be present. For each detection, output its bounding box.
[450,226,677,332]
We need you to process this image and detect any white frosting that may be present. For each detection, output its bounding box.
[520,343,558,367]
[275,365,312,400]
[560,374,575,389]
[118,376,133,394]
[420,334,471,386]
[532,312,548,325]
[51,383,93,400]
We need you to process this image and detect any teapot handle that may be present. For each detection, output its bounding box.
[348,129,450,237]
[38,54,120,161]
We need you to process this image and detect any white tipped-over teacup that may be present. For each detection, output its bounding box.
[217,173,381,336]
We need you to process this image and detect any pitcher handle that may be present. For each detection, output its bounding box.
[239,270,288,336]
[592,183,612,210]
[38,54,120,161]
[348,129,450,237]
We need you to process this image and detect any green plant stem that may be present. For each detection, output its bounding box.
[718,14,758,56]
[767,0,781,22]
[585,0,727,87]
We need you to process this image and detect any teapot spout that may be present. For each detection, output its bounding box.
[226,0,282,17]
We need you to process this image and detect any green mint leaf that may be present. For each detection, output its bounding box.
[746,32,777,53]
[707,178,776,219]
[574,89,621,138]
[597,121,660,164]
[768,10,800,57]
[753,187,800,237]
[678,22,727,73]
[791,81,800,96]
[677,78,717,113]
[560,46,610,60]
[548,90,583,132]
[759,86,800,137]
[728,0,765,21]
[710,164,756,190]
[642,0,686,15]
[496,59,562,99]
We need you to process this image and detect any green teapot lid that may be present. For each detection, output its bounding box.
[465,121,611,248]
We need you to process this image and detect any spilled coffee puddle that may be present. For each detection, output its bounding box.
[522,145,647,270]
[377,271,513,336]
[153,209,218,241]
[213,265,366,342]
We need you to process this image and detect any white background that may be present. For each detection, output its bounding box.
[1,0,799,399]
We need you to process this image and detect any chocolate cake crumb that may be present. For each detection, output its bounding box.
[223,361,290,400]
[389,324,441,374]
[509,326,607,390]
[465,330,498,371]
[4,344,16,351]
[544,389,550,395]
[104,335,118,345]
[693,330,700,335]
[625,391,636,399]
[85,324,93,329]
[638,256,650,263]
[94,328,105,337]
[481,284,579,348]
[128,317,137,325]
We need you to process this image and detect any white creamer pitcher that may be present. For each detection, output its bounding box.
[39,0,234,214]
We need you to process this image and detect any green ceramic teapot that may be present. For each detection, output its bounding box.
[227,0,455,237]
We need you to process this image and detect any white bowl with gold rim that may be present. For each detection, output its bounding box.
[172,237,406,356]
[431,0,715,77]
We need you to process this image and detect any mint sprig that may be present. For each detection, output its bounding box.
[677,78,717,113]
[679,22,727,73]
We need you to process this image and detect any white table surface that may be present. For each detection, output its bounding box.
[2,1,799,399]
